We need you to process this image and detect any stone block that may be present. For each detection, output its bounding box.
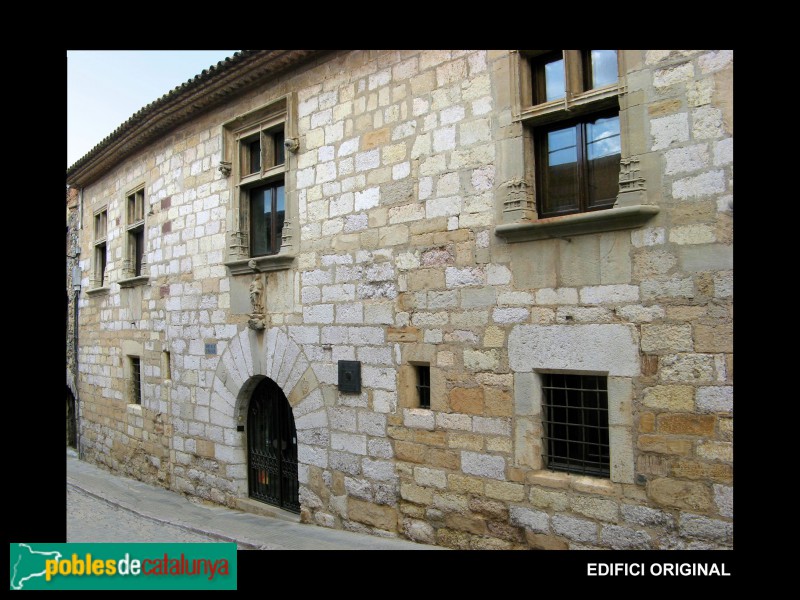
[657,413,716,436]
[641,325,694,353]
[347,497,397,531]
[648,478,711,512]
[551,515,596,543]
[600,525,651,550]
[642,385,695,411]
[461,451,505,480]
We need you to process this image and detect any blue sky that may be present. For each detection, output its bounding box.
[67,50,238,168]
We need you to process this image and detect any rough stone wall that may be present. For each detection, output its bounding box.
[73,50,732,549]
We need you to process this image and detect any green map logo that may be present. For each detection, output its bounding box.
[9,543,237,590]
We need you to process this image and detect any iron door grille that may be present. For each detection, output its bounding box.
[541,373,610,478]
[247,378,300,513]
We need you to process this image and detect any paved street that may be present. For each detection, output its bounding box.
[68,487,242,545]
[67,450,441,550]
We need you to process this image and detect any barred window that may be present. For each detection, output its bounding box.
[416,364,431,409]
[541,373,609,478]
[130,356,142,405]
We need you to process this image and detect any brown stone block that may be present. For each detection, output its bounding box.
[642,354,659,376]
[387,426,412,441]
[469,535,514,550]
[487,520,525,542]
[436,527,471,549]
[386,326,420,342]
[694,324,733,353]
[395,440,427,463]
[527,471,570,489]
[433,229,471,244]
[448,474,485,495]
[427,448,460,470]
[718,417,733,442]
[347,498,398,531]
[648,477,711,512]
[447,433,484,451]
[486,481,525,502]
[657,414,716,436]
[639,412,656,433]
[671,459,732,483]
[507,467,526,483]
[445,513,488,535]
[450,387,484,414]
[670,200,716,226]
[526,532,569,550]
[638,435,694,455]
[399,502,425,518]
[332,471,345,496]
[413,430,447,447]
[642,386,695,412]
[362,127,390,150]
[407,268,445,292]
[484,388,513,416]
[400,482,434,505]
[716,212,733,245]
[647,98,682,117]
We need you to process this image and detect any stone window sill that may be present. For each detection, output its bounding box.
[224,253,296,275]
[86,286,110,296]
[495,205,659,243]
[127,403,142,415]
[118,275,149,289]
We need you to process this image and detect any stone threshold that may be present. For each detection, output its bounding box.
[234,497,301,523]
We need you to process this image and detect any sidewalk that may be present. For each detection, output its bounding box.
[67,450,441,550]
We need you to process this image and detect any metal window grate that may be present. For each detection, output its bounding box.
[541,373,609,478]
[131,357,142,405]
[416,365,430,409]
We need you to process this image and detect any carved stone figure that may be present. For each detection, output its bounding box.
[249,275,264,315]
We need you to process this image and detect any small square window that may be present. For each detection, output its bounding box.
[416,364,431,409]
[541,373,609,478]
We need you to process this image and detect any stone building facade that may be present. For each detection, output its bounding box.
[66,50,733,549]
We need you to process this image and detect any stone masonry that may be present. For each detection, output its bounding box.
[67,50,733,549]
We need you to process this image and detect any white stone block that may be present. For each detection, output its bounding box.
[354,186,380,210]
[650,113,689,150]
[461,451,505,480]
[672,170,726,200]
[432,126,456,152]
[508,324,640,376]
[403,408,434,430]
[580,285,640,305]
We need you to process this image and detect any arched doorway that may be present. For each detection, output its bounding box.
[247,377,300,513]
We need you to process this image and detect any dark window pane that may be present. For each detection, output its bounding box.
[249,140,261,175]
[586,115,621,208]
[250,183,284,257]
[416,365,431,409]
[134,229,144,276]
[274,131,285,166]
[250,185,270,257]
[590,50,618,89]
[543,125,579,214]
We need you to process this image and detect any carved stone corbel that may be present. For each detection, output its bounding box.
[218,161,232,177]
[501,178,537,222]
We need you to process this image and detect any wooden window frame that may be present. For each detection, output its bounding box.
[497,50,658,242]
[91,207,108,289]
[221,95,297,275]
[119,185,149,288]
